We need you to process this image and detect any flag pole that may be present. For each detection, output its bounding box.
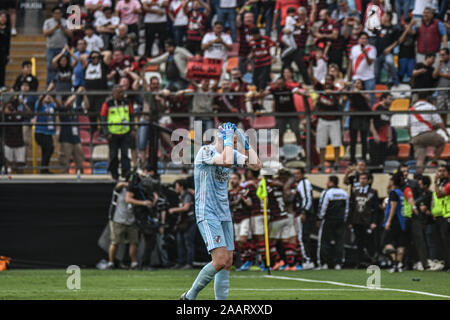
[263,196,271,275]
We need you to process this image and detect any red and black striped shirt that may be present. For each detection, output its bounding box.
[242,181,261,217]
[249,35,276,69]
[229,187,248,224]
[345,34,359,58]
[187,9,207,42]
[238,23,255,56]
[318,18,343,50]
[293,20,311,48]
[266,179,289,221]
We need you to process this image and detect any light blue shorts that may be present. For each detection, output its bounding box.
[197,220,235,253]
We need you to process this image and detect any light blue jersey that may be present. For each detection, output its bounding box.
[194,145,246,223]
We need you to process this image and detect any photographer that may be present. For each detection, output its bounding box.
[107,180,140,270]
[127,169,160,269]
[169,179,196,269]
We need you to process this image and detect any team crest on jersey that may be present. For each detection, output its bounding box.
[215,167,229,182]
[215,236,221,243]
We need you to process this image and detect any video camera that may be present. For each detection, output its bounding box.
[128,169,161,234]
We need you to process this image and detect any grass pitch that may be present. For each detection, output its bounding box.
[0,269,449,300]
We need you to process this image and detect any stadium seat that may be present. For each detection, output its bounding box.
[92,145,108,161]
[440,144,450,159]
[284,160,306,168]
[78,116,90,131]
[282,144,301,161]
[68,161,92,175]
[80,130,91,145]
[375,84,388,101]
[144,64,159,72]
[325,145,345,162]
[226,56,238,73]
[252,116,275,129]
[92,130,107,145]
[384,160,401,173]
[93,161,108,174]
[82,146,92,160]
[397,144,410,160]
[293,92,314,118]
[395,128,410,143]
[390,99,410,111]
[343,130,361,145]
[391,83,411,99]
[391,114,409,128]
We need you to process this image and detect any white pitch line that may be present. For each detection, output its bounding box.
[264,275,450,299]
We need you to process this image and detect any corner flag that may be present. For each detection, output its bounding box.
[256,177,271,274]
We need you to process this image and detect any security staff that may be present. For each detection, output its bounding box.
[100,85,135,180]
[316,176,349,270]
[349,172,379,268]
[434,165,450,272]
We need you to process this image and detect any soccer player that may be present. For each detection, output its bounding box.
[228,173,254,271]
[181,122,262,300]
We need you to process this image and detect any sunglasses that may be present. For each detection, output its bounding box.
[91,56,100,59]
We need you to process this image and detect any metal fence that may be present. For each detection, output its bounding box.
[0,87,449,174]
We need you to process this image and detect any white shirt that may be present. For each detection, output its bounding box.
[350,44,376,81]
[364,3,382,37]
[85,0,112,6]
[143,0,167,23]
[409,100,443,137]
[170,0,188,26]
[412,0,438,16]
[94,15,120,29]
[84,34,104,51]
[201,32,233,61]
[285,15,297,32]
[314,58,328,83]
[220,0,237,8]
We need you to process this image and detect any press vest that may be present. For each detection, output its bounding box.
[443,193,450,218]
[431,192,443,217]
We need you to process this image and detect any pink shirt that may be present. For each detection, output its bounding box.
[115,0,141,25]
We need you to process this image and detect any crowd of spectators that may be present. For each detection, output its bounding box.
[0,0,449,175]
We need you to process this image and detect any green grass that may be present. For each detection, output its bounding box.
[0,269,449,300]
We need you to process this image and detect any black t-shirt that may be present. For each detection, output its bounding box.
[349,93,371,112]
[399,27,416,59]
[372,103,390,131]
[166,54,181,81]
[375,25,399,53]
[315,82,340,120]
[270,86,296,112]
[13,74,39,91]
[412,63,435,89]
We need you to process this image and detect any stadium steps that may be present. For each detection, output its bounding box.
[5,35,47,90]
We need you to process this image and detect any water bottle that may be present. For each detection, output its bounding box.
[76,169,81,181]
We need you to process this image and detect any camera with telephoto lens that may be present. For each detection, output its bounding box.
[128,169,160,234]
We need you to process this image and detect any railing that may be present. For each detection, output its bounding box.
[1,87,449,174]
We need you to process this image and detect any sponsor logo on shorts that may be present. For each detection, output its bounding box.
[215,235,221,243]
